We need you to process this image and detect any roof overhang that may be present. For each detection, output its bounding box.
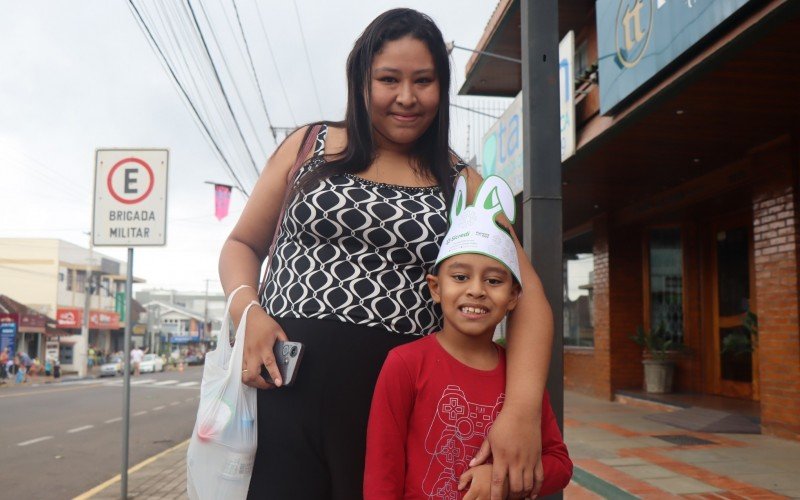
[459,0,594,96]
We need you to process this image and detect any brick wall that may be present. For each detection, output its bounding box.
[565,216,611,398]
[564,215,644,398]
[751,141,800,440]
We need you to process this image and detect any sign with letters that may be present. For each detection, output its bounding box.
[597,0,753,114]
[93,149,168,246]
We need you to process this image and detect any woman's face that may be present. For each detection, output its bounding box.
[369,36,440,150]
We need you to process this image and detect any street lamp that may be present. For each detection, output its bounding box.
[446,41,522,64]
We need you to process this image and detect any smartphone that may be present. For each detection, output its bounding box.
[260,340,305,387]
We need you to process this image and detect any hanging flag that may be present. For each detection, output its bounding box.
[214,184,232,220]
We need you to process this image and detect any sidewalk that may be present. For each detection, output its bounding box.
[76,390,800,499]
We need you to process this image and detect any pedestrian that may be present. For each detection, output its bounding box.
[14,353,26,384]
[0,347,8,383]
[219,9,554,499]
[88,345,95,373]
[130,345,144,376]
[364,177,573,498]
[18,351,32,383]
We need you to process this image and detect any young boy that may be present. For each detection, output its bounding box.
[364,176,572,499]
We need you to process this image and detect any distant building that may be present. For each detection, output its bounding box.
[135,288,225,348]
[0,238,144,375]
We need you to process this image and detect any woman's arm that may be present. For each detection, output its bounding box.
[219,125,313,389]
[461,167,554,499]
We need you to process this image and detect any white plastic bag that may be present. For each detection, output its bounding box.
[187,287,259,500]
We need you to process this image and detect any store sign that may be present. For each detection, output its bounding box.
[89,310,121,329]
[559,31,576,162]
[482,32,576,195]
[597,0,753,114]
[170,335,201,344]
[57,307,82,328]
[45,339,59,363]
[20,313,46,330]
[0,314,17,357]
[56,308,120,329]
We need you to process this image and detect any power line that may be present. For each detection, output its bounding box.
[185,0,260,178]
[253,0,297,126]
[195,0,269,159]
[232,0,277,144]
[292,0,324,118]
[128,0,249,196]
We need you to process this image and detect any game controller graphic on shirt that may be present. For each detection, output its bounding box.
[422,385,505,498]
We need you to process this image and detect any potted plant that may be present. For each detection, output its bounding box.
[631,323,682,393]
[721,309,758,356]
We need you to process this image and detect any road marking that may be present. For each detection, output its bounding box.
[133,411,148,416]
[74,439,191,500]
[152,405,165,411]
[17,435,53,447]
[185,397,196,402]
[67,425,94,434]
[130,378,157,385]
[152,380,179,386]
[170,401,180,406]
[104,417,122,424]
[177,381,198,387]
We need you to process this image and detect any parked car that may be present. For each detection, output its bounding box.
[139,353,165,373]
[185,353,205,366]
[99,356,125,377]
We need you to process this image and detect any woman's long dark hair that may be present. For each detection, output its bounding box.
[292,8,455,204]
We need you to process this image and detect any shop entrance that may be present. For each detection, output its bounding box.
[707,215,758,400]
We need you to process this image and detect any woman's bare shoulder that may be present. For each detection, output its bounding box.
[324,123,348,157]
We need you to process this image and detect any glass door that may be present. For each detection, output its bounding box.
[712,221,757,399]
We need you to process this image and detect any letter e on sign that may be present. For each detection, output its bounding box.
[93,149,168,247]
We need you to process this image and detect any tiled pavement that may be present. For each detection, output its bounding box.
[76,390,800,499]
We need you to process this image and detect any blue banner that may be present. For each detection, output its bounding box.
[1,321,17,358]
[597,0,752,114]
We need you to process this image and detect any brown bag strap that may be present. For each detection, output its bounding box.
[256,124,323,300]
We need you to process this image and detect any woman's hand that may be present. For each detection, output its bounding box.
[470,408,543,499]
[240,306,288,390]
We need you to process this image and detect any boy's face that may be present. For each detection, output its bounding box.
[427,253,520,338]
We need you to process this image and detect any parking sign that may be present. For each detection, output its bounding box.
[93,149,168,246]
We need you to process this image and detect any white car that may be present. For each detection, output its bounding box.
[139,353,165,373]
[99,356,125,377]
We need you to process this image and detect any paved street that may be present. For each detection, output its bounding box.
[0,366,202,499]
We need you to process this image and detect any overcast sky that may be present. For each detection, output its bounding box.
[0,0,506,295]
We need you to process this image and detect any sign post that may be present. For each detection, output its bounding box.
[93,148,168,499]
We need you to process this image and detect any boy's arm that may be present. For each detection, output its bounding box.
[538,391,573,496]
[364,351,415,499]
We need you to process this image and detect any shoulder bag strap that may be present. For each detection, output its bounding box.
[256,124,323,300]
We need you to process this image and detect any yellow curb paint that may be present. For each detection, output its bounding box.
[72,438,191,500]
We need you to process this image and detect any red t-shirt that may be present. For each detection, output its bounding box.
[364,334,572,499]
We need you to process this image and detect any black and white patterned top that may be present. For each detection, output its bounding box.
[261,125,464,335]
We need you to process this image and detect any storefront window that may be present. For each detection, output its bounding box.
[564,232,594,347]
[649,227,683,343]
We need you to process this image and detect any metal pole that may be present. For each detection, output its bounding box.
[521,3,563,499]
[121,247,133,498]
[81,237,94,378]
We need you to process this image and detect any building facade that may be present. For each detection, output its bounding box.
[462,0,800,439]
[0,238,144,375]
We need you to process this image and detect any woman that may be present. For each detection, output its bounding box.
[219,9,553,499]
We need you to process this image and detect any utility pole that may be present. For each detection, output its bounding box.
[521,3,563,499]
[80,233,94,378]
[203,279,211,340]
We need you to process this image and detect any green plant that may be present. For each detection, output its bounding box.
[631,323,681,361]
[721,309,758,356]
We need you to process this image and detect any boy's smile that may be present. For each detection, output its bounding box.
[427,253,520,341]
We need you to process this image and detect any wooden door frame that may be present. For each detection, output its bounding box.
[704,212,759,400]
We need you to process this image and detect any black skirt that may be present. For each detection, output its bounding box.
[247,317,418,500]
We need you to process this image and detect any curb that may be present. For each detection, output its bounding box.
[72,438,190,500]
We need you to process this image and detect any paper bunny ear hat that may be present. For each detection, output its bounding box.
[434,174,522,284]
